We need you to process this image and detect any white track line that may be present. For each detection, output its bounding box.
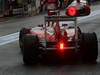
[0,10,100,46]
[0,33,19,45]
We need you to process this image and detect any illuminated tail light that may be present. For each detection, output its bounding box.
[66,3,91,17]
[66,7,77,16]
[59,42,64,50]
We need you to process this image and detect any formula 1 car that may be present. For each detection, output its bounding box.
[19,1,98,65]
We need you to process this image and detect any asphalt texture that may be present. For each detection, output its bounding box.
[0,14,45,37]
[0,3,100,75]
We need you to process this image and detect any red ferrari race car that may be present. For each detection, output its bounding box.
[19,0,98,65]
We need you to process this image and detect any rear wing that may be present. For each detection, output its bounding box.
[45,16,76,22]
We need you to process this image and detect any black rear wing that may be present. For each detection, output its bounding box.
[45,16,76,22]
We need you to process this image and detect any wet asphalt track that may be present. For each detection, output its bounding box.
[0,4,100,75]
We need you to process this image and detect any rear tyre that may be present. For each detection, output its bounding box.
[80,32,98,64]
[22,34,40,65]
[19,28,31,54]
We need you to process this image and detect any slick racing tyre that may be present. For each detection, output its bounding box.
[19,28,31,54]
[22,34,40,65]
[80,32,98,64]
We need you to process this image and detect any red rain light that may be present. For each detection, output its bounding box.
[59,42,64,50]
[67,7,77,16]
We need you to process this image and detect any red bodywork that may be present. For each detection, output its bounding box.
[30,21,68,43]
